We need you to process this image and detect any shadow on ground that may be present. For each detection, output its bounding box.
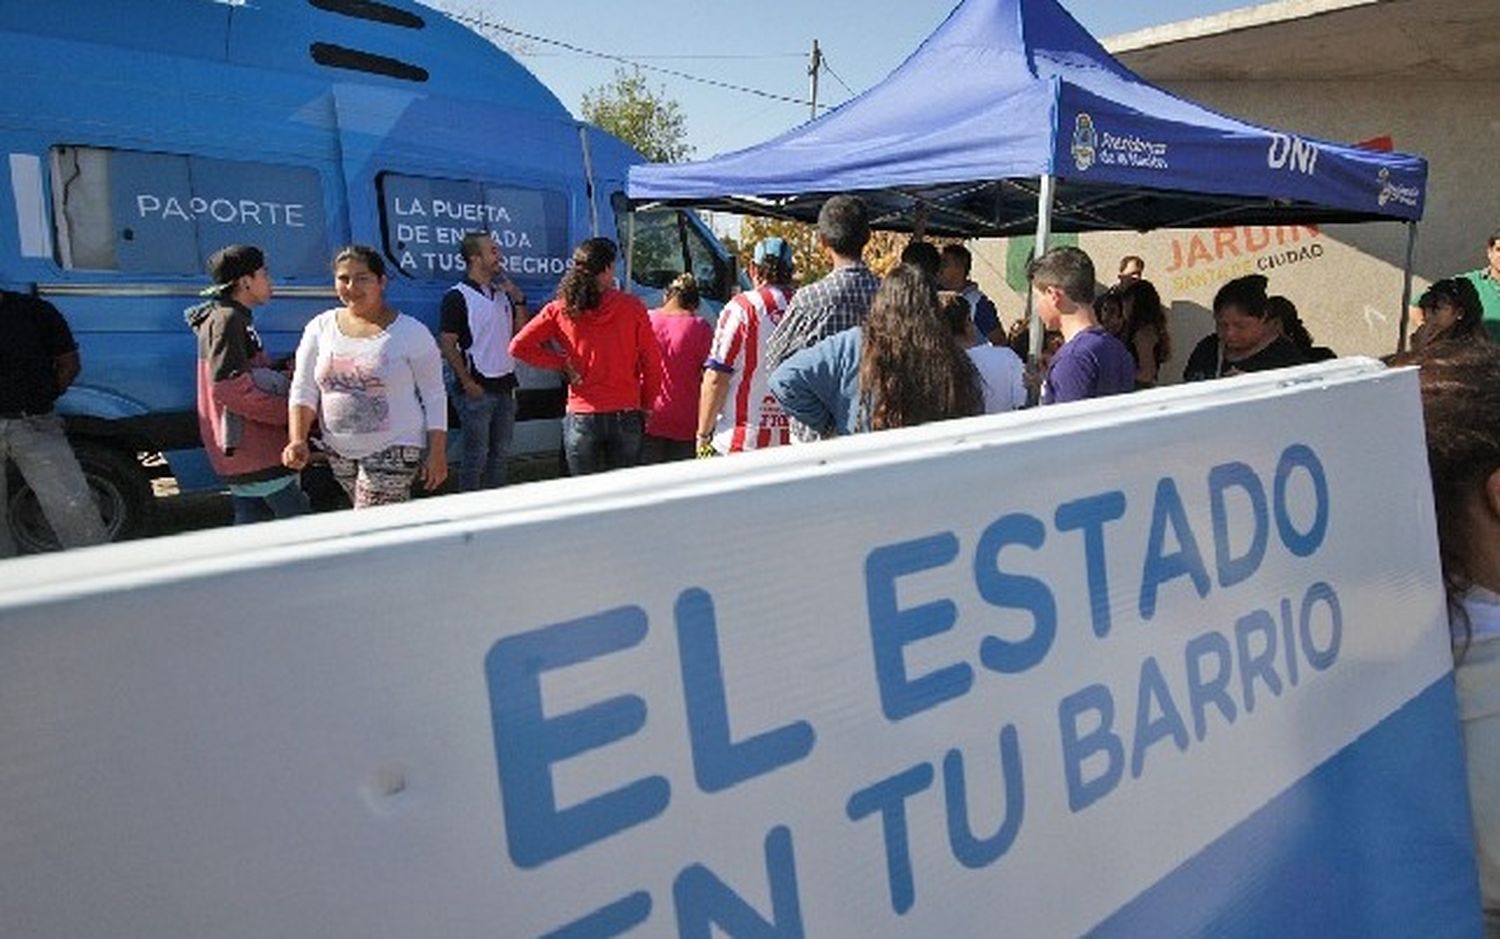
[148,454,564,540]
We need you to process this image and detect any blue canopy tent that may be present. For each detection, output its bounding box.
[627,0,1429,350]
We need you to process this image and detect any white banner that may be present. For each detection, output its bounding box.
[0,360,1478,938]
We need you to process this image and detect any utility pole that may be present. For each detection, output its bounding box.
[808,39,821,120]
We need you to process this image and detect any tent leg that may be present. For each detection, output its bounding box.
[1396,220,1418,354]
[1028,174,1057,364]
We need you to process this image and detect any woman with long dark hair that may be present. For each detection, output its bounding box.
[1268,295,1335,363]
[1407,340,1500,932]
[1116,279,1173,387]
[509,237,663,474]
[768,264,983,436]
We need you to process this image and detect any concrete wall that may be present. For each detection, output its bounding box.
[1157,78,1495,281]
[970,78,1496,382]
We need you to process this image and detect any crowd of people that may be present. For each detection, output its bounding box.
[6,200,1498,529]
[2,192,1497,927]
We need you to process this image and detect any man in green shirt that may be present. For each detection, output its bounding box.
[1462,227,1500,340]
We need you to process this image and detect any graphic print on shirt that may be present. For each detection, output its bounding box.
[756,393,790,449]
[318,352,390,435]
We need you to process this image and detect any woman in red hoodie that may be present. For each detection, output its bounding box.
[510,237,664,475]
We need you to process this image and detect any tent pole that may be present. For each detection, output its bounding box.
[1028,173,1056,364]
[1396,220,1418,354]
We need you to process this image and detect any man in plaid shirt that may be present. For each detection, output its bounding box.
[764,195,880,375]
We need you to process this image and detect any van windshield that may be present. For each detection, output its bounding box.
[619,204,732,303]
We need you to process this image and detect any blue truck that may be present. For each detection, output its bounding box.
[0,0,740,550]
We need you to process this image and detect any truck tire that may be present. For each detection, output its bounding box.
[6,440,151,553]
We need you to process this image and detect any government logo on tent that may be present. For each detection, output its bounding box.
[1072,113,1097,172]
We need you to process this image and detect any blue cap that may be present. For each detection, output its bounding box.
[753,236,794,270]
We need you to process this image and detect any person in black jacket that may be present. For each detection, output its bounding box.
[1183,275,1305,381]
[0,290,106,555]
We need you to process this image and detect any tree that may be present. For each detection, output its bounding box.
[737,217,958,287]
[866,231,916,277]
[739,217,830,285]
[581,67,693,164]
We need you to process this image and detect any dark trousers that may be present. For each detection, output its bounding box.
[640,434,695,464]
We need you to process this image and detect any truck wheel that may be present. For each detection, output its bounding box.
[6,441,151,553]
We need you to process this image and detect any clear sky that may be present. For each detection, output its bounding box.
[429,0,1259,158]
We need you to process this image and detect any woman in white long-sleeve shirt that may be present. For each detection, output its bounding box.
[283,245,447,508]
[940,291,1026,413]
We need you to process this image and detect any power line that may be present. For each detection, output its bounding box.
[819,54,858,99]
[697,96,788,155]
[497,52,806,61]
[446,12,814,108]
[587,53,808,61]
[510,52,808,61]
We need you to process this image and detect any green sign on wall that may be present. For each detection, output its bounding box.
[1005,233,1079,294]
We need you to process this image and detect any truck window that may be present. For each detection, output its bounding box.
[623,207,731,302]
[49,146,329,276]
[627,209,686,290]
[377,173,569,280]
[679,212,731,302]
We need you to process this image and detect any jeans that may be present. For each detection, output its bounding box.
[563,410,643,476]
[231,478,311,525]
[456,388,516,491]
[0,412,106,558]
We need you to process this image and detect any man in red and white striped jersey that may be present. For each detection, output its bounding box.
[696,237,797,456]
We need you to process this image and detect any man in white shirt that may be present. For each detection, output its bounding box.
[438,232,529,491]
